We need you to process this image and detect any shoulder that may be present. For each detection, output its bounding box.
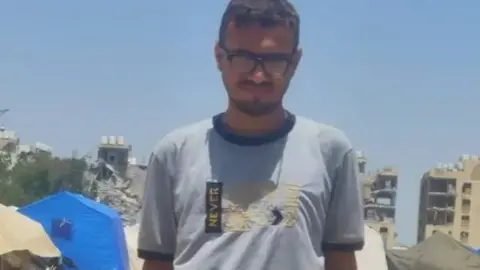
[294,116,353,167]
[152,118,212,159]
[294,116,352,152]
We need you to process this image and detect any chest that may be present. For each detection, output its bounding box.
[172,142,334,233]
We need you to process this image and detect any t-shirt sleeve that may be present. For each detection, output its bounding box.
[322,148,365,252]
[137,140,176,261]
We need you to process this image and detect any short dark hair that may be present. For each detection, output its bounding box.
[219,0,300,50]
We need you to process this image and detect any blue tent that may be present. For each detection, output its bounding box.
[19,192,129,270]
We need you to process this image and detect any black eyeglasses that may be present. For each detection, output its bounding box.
[221,46,293,75]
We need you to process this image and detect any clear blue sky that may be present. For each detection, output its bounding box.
[1,1,479,245]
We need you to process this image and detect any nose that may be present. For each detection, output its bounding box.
[249,67,268,84]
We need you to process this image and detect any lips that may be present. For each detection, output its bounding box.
[241,86,274,94]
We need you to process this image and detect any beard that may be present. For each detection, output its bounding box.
[224,78,288,117]
[229,97,282,117]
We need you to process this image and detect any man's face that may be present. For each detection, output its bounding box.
[215,21,301,117]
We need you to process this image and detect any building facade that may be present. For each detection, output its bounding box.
[1,127,53,167]
[417,155,480,248]
[0,128,18,153]
[357,151,398,249]
[97,135,130,178]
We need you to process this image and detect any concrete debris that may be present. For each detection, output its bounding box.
[84,160,146,226]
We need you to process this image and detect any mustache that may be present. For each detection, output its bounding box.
[238,80,272,88]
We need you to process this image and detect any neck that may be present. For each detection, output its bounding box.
[224,105,286,135]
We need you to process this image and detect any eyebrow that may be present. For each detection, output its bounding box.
[225,48,292,59]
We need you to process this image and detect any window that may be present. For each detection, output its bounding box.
[366,209,376,220]
[358,163,365,174]
[461,215,470,228]
[462,199,471,214]
[385,180,392,189]
[446,212,454,224]
[426,210,454,225]
[447,184,455,194]
[428,195,455,208]
[460,231,469,243]
[376,197,392,206]
[429,179,455,193]
[462,183,472,195]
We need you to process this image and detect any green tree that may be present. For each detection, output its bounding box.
[0,151,11,176]
[11,152,53,203]
[0,152,27,205]
[0,151,90,206]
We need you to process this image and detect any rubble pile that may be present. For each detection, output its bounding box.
[84,160,146,226]
[97,177,142,226]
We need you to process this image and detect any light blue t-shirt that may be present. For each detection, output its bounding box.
[138,112,364,270]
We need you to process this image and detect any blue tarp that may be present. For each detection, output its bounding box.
[19,192,129,270]
[477,249,480,255]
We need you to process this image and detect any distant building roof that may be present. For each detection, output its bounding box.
[0,129,16,140]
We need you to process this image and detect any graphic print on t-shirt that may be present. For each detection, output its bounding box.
[205,181,223,233]
[205,181,301,232]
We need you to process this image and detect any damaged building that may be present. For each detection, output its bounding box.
[417,155,480,247]
[358,151,398,249]
[84,136,146,226]
[0,127,53,166]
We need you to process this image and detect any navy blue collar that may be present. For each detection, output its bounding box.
[212,111,295,146]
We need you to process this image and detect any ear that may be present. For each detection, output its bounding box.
[214,42,224,71]
[289,48,302,75]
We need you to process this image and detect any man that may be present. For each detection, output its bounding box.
[137,0,364,269]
